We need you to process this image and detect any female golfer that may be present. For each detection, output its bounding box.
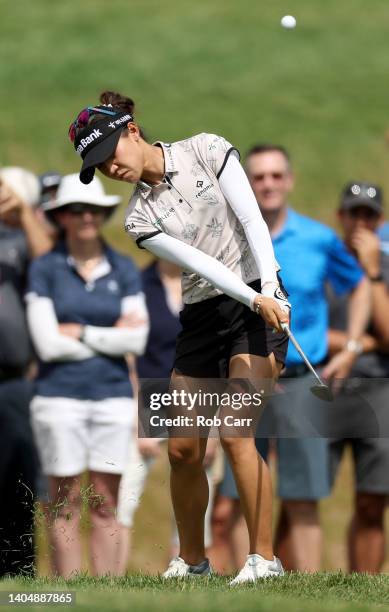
[68,91,290,584]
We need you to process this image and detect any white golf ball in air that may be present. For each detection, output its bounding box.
[281,15,297,29]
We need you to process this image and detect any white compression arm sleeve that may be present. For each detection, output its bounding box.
[82,293,149,357]
[218,153,279,290]
[26,295,97,362]
[141,233,258,310]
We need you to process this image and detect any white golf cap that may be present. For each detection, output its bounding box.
[42,173,121,212]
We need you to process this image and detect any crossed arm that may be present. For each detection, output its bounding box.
[26,293,149,361]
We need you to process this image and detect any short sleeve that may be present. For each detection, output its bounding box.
[25,255,53,299]
[195,133,240,179]
[326,232,364,295]
[124,204,162,249]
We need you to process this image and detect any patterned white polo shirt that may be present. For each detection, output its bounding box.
[124,132,278,304]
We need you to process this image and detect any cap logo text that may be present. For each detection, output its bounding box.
[76,129,102,155]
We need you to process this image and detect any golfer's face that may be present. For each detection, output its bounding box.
[99,130,144,184]
[246,151,293,212]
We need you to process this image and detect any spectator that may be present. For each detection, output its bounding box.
[210,145,370,573]
[39,172,62,207]
[26,174,149,578]
[37,172,62,240]
[328,181,389,573]
[0,166,52,576]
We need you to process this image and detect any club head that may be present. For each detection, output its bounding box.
[310,384,334,402]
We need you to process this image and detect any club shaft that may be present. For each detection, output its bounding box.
[281,323,324,385]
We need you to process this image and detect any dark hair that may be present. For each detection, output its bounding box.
[99,90,135,114]
[245,144,291,164]
[98,90,147,140]
[73,90,147,141]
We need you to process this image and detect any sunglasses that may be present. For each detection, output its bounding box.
[68,106,117,143]
[251,172,286,181]
[65,203,105,216]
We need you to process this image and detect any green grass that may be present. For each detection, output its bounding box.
[2,573,389,612]
[1,0,389,260]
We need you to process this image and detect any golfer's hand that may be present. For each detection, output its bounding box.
[254,295,289,332]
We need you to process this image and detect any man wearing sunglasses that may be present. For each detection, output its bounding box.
[210,146,369,573]
[327,182,389,573]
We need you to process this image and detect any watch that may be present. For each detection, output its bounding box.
[345,339,363,355]
[368,272,384,282]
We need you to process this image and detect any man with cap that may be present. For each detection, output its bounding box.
[328,181,389,573]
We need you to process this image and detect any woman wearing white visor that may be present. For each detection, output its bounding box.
[68,91,290,584]
[26,174,149,577]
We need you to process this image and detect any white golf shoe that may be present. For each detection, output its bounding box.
[229,554,284,586]
[162,556,213,579]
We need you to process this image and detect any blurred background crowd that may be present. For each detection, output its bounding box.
[2,0,389,580]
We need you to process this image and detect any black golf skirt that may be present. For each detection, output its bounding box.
[174,279,289,378]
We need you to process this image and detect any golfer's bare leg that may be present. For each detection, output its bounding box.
[168,371,209,565]
[221,353,281,561]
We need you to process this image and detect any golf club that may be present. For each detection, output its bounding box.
[281,323,333,402]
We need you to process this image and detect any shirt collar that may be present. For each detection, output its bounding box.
[272,207,299,241]
[67,254,111,282]
[137,141,178,198]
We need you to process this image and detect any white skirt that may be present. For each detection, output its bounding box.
[30,395,135,477]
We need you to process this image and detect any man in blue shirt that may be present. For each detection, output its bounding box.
[244,144,369,572]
